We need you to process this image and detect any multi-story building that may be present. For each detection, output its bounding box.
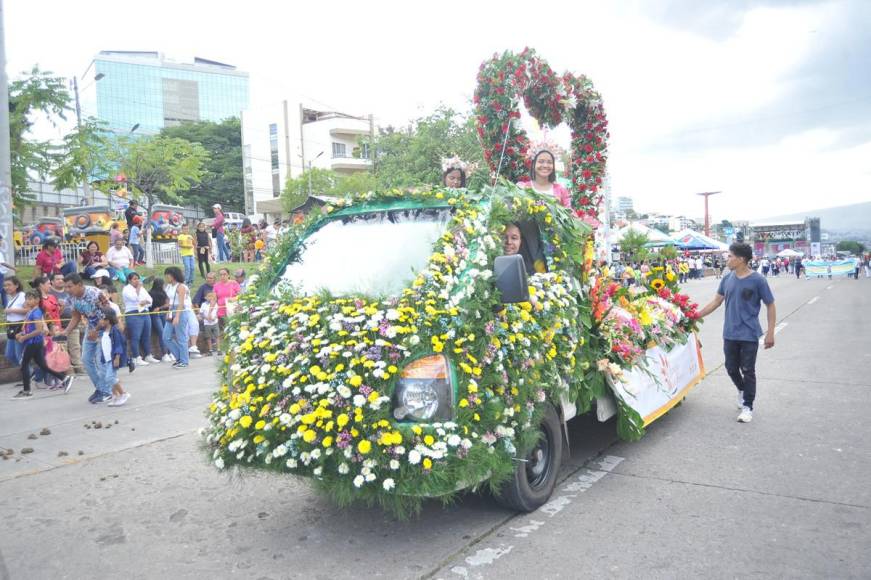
[80,51,249,135]
[242,104,373,214]
[613,196,634,213]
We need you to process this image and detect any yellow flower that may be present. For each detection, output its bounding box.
[424,434,435,446]
[239,415,253,429]
[358,440,372,454]
[253,435,265,444]
[254,420,266,430]
[322,436,333,448]
[423,458,433,470]
[651,278,665,291]
[336,413,349,428]
[412,425,422,435]
[349,376,363,387]
[302,429,317,443]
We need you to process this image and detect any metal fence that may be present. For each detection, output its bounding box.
[14,241,182,267]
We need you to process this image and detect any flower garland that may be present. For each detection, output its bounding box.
[474,48,609,222]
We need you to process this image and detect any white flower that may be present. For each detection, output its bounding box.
[214,457,225,469]
[383,478,395,491]
[272,444,288,458]
[408,449,422,464]
[337,385,352,399]
[447,434,461,447]
[390,459,400,470]
[310,449,321,460]
[386,309,400,321]
[461,438,472,449]
[286,458,298,469]
[279,413,292,425]
[365,473,376,482]
[408,335,420,346]
[228,409,241,421]
[353,394,366,407]
[353,475,365,488]
[313,466,323,477]
[338,463,349,474]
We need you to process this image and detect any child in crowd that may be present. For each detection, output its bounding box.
[200,291,221,355]
[12,291,73,400]
[188,309,202,358]
[98,308,131,407]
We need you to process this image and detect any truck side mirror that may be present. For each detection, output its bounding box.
[494,255,529,303]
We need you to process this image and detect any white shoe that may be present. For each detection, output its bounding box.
[737,391,744,409]
[737,407,753,423]
[169,353,177,362]
[115,393,130,406]
[190,352,203,359]
[107,395,118,407]
[144,355,160,364]
[161,354,173,363]
[134,356,149,367]
[188,346,200,354]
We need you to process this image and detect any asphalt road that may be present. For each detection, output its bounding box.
[0,274,868,579]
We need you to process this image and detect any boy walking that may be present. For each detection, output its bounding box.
[697,242,776,423]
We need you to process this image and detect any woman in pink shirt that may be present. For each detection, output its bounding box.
[213,267,241,323]
[516,149,571,208]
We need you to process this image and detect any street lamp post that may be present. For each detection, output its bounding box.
[307,151,324,195]
[695,191,721,238]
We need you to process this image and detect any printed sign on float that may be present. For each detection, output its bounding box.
[609,333,705,426]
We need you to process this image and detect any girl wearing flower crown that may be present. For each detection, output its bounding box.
[441,156,468,188]
[516,144,571,209]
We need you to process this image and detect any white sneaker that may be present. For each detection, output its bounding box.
[188,346,200,354]
[115,393,130,406]
[190,352,203,359]
[144,355,160,364]
[161,354,173,363]
[134,356,149,367]
[737,407,753,423]
[737,391,744,409]
[169,353,177,362]
[106,395,118,407]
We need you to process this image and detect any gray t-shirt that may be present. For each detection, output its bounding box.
[49,288,72,318]
[717,271,774,342]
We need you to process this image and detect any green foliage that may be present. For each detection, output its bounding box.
[619,229,650,263]
[366,106,485,190]
[659,245,678,261]
[8,66,70,203]
[836,240,866,255]
[51,117,115,192]
[159,118,244,212]
[113,135,210,212]
[282,169,381,212]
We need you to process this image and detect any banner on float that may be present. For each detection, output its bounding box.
[804,259,858,278]
[609,333,705,426]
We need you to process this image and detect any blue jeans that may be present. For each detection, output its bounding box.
[182,255,195,285]
[99,360,118,392]
[131,244,144,263]
[150,313,169,356]
[0,273,6,307]
[82,336,110,395]
[108,266,133,284]
[162,310,191,364]
[5,336,23,365]
[126,312,152,358]
[216,232,229,262]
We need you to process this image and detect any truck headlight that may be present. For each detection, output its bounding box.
[393,355,453,422]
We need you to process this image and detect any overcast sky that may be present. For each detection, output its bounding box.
[8,0,870,221]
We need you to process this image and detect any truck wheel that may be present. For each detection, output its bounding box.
[495,402,563,512]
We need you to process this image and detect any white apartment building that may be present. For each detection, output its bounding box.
[612,196,634,213]
[241,104,373,214]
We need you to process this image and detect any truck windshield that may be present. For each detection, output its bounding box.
[274,207,453,297]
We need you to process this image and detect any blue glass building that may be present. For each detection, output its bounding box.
[81,51,249,135]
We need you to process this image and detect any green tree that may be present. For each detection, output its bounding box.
[335,171,379,195]
[51,117,116,194]
[114,135,210,214]
[659,245,678,261]
[282,168,338,212]
[619,229,650,264]
[366,106,485,189]
[160,117,244,212]
[836,240,866,255]
[8,66,70,204]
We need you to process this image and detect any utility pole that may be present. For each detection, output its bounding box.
[695,191,720,237]
[282,100,291,192]
[298,103,306,183]
[0,0,13,267]
[72,75,94,204]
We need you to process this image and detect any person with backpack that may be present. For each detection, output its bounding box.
[11,291,74,400]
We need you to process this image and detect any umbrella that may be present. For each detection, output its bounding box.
[671,229,727,251]
[776,248,804,257]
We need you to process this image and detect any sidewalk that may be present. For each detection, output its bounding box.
[0,355,219,482]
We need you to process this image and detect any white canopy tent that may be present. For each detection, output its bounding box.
[776,248,804,257]
[612,222,674,247]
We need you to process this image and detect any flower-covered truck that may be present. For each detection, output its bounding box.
[203,184,703,516]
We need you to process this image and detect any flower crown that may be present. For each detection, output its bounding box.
[526,138,565,161]
[441,155,469,173]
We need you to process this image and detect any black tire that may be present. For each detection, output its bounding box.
[495,402,563,512]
